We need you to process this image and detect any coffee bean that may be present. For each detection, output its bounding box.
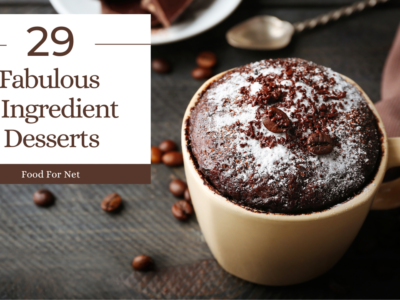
[159,140,177,153]
[307,133,334,155]
[132,255,154,271]
[191,67,213,80]
[196,51,217,68]
[169,179,187,198]
[262,107,291,133]
[162,151,183,167]
[152,58,171,74]
[172,200,193,221]
[151,146,162,164]
[184,188,191,202]
[101,192,122,212]
[33,189,55,207]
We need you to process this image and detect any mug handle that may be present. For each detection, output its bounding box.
[371,137,400,210]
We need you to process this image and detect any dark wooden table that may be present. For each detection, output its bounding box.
[0,0,399,298]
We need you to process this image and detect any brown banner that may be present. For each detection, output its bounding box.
[0,164,151,184]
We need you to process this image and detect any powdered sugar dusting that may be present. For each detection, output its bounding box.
[188,58,381,214]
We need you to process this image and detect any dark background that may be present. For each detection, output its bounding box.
[0,0,400,298]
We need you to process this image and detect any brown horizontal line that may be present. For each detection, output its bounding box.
[0,45,7,46]
[95,43,151,45]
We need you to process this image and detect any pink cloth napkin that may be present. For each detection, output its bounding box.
[375,25,400,137]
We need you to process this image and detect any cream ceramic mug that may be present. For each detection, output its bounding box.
[182,71,400,286]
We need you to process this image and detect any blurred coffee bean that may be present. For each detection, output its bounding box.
[184,188,191,202]
[162,151,183,167]
[169,179,187,198]
[192,67,213,80]
[172,200,193,221]
[101,192,122,212]
[33,189,55,207]
[263,107,291,133]
[159,140,177,153]
[152,58,171,74]
[132,255,154,271]
[196,51,217,68]
[151,146,162,164]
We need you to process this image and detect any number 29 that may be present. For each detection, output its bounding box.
[28,26,74,57]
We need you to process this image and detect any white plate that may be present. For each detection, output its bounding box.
[49,0,242,45]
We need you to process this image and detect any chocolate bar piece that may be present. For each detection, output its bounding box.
[101,0,159,27]
[141,0,193,27]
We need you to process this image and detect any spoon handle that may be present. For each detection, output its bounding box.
[293,0,389,32]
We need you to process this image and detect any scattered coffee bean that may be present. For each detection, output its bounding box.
[191,67,213,80]
[169,179,187,198]
[184,188,191,202]
[151,146,162,164]
[33,189,55,207]
[152,58,171,74]
[159,140,177,153]
[172,200,193,221]
[101,192,122,212]
[132,255,154,271]
[196,51,217,68]
[162,151,183,167]
[262,107,291,133]
[328,277,348,294]
[307,132,334,155]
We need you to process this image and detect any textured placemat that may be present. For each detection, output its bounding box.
[0,0,399,298]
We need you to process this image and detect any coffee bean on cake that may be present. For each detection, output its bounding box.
[186,58,381,214]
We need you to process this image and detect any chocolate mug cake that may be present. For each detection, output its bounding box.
[186,58,382,214]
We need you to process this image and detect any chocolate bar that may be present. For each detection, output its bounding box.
[101,0,160,26]
[141,0,193,27]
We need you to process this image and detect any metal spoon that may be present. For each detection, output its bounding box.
[226,0,389,50]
